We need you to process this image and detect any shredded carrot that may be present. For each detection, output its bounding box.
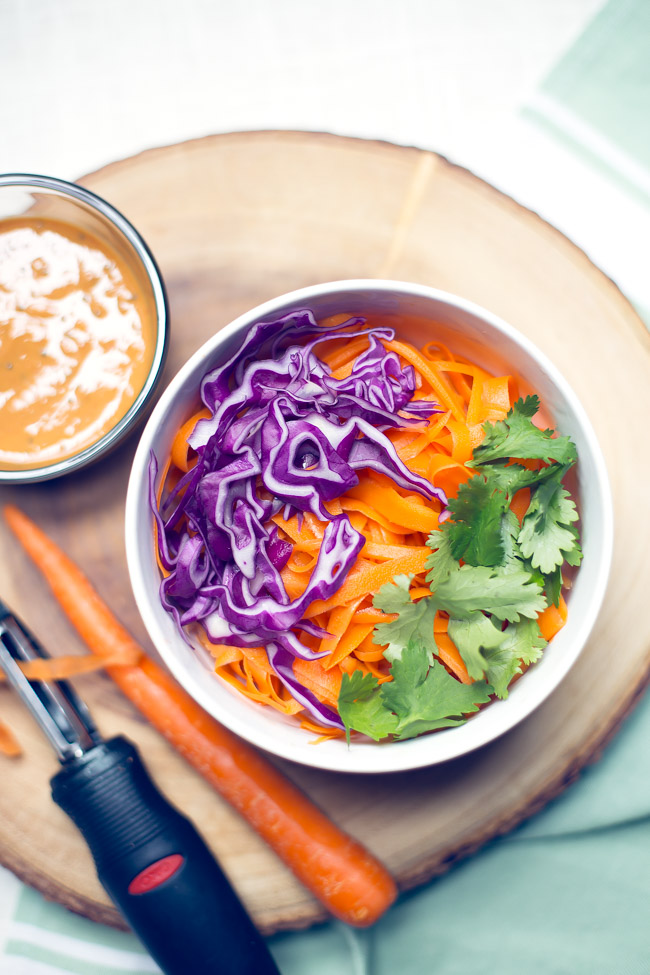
[0,647,142,684]
[293,658,343,707]
[384,339,467,421]
[170,407,211,473]
[299,715,346,742]
[432,632,472,684]
[537,594,568,642]
[352,607,397,625]
[510,487,531,525]
[0,719,22,757]
[318,599,364,657]
[324,623,376,670]
[344,477,440,533]
[303,549,431,619]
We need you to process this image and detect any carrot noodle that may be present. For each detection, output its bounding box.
[0,719,22,757]
[0,645,143,683]
[0,645,144,756]
[157,327,566,734]
[537,594,568,642]
[170,407,211,473]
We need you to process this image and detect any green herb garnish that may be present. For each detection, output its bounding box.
[338,397,582,742]
[338,644,492,743]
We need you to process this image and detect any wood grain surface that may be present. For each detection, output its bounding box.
[0,131,649,935]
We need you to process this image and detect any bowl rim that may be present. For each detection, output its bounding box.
[0,172,169,483]
[125,279,614,773]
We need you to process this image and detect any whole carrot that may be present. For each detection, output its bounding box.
[3,504,397,927]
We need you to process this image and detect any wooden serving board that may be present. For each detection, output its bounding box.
[1,131,649,935]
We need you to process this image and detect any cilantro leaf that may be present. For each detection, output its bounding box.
[337,645,492,743]
[500,507,525,569]
[487,618,546,698]
[380,645,492,740]
[470,396,578,468]
[338,670,398,743]
[424,528,457,585]
[372,575,437,663]
[518,476,582,574]
[541,565,563,607]
[562,527,583,567]
[449,615,546,698]
[446,612,506,681]
[480,458,564,496]
[431,562,546,622]
[376,547,544,649]
[445,475,509,566]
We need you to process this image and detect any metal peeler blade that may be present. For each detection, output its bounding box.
[0,598,102,762]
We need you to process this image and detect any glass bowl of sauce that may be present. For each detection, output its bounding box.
[0,174,168,482]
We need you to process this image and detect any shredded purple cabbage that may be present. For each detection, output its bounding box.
[152,310,447,729]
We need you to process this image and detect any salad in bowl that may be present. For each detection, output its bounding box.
[126,281,612,773]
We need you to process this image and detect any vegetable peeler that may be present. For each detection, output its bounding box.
[0,599,280,975]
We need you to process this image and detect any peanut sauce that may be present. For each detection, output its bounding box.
[0,217,156,470]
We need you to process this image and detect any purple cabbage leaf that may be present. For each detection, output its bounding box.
[152,312,447,729]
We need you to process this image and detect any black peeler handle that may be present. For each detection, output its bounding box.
[50,736,280,975]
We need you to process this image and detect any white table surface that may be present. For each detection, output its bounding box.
[3,0,640,294]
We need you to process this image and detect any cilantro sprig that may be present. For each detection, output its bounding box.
[447,397,582,581]
[469,395,577,467]
[337,397,581,743]
[338,644,492,742]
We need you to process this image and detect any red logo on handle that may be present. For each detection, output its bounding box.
[128,853,185,895]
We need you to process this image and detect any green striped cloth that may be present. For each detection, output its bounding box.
[524,0,650,211]
[2,1,649,971]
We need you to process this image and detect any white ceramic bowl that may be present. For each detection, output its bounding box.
[125,280,612,774]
